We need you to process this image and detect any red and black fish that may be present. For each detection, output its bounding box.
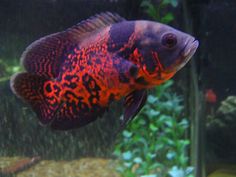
[10,12,199,130]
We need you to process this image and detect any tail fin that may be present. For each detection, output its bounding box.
[10,72,60,125]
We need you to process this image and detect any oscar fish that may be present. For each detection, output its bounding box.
[10,12,199,130]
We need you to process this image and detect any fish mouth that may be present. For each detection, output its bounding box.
[162,36,199,74]
[183,37,199,62]
[150,36,199,83]
[176,37,199,71]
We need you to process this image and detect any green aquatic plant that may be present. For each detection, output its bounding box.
[113,1,193,176]
[114,81,193,177]
[0,58,21,82]
[141,0,178,24]
[206,96,236,163]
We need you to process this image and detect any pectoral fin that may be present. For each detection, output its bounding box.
[121,89,147,129]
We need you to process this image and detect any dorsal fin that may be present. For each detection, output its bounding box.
[21,32,70,78]
[66,12,125,39]
[21,12,125,78]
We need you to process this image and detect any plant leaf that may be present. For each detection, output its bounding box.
[163,0,178,7]
[122,151,132,160]
[161,13,174,24]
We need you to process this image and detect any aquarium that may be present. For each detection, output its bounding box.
[0,0,236,177]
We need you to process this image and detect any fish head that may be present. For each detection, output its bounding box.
[135,21,199,85]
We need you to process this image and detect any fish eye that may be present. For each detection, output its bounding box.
[161,33,177,48]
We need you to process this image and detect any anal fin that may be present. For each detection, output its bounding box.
[10,72,107,130]
[49,97,107,130]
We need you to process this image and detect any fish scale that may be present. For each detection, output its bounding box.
[10,12,198,130]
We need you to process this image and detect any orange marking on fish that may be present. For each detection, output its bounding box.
[10,12,198,130]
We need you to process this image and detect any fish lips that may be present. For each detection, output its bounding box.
[177,37,199,71]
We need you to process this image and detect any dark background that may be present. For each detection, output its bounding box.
[1,0,236,99]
